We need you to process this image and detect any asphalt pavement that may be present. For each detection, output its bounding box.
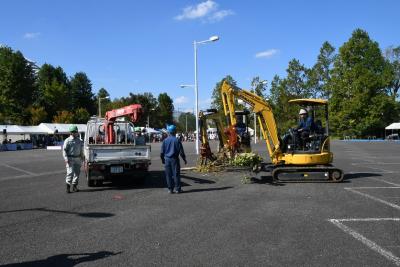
[0,140,399,266]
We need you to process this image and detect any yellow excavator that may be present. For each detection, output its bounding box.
[198,109,229,165]
[198,108,253,166]
[220,80,343,182]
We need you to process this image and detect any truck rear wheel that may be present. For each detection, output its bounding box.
[86,170,95,187]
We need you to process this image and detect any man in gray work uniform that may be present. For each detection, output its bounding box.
[63,125,83,193]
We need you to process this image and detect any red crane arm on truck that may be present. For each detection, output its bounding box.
[103,104,143,144]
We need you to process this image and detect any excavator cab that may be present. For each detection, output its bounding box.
[282,99,329,154]
[233,110,251,153]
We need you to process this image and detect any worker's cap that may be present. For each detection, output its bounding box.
[167,125,176,133]
[299,109,308,115]
[69,125,78,132]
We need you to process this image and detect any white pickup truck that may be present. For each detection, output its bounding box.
[84,117,151,187]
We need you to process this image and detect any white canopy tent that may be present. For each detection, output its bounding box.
[145,127,161,134]
[385,123,400,130]
[385,122,400,140]
[38,123,86,134]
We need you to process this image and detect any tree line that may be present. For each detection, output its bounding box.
[0,46,196,130]
[211,29,400,138]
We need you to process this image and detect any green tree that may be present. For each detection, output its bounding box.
[177,112,196,132]
[53,110,74,123]
[0,46,37,124]
[311,41,336,98]
[250,76,267,98]
[96,88,112,117]
[329,29,394,137]
[43,80,70,120]
[36,64,70,121]
[156,93,174,128]
[384,46,400,100]
[70,72,96,115]
[211,75,237,111]
[29,106,47,125]
[268,75,298,134]
[284,59,311,98]
[73,108,90,123]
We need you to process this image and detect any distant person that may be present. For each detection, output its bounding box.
[160,125,187,194]
[134,128,146,145]
[62,125,83,193]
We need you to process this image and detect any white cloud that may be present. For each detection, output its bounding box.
[255,49,279,59]
[175,0,217,20]
[23,32,41,39]
[174,0,233,22]
[208,9,234,22]
[174,96,189,105]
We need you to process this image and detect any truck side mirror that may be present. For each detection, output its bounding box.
[2,129,6,134]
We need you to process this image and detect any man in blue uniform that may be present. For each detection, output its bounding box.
[161,125,187,194]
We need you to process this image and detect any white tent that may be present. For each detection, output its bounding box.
[38,123,86,134]
[385,123,400,130]
[145,127,161,133]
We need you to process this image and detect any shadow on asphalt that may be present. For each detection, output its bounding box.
[181,174,216,184]
[0,251,121,267]
[182,186,233,193]
[0,208,114,218]
[254,175,286,186]
[343,172,382,180]
[80,170,216,192]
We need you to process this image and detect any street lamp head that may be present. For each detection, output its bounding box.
[180,84,195,88]
[209,35,219,42]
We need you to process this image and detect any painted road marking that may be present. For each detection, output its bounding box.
[368,177,400,187]
[345,187,400,211]
[0,163,36,176]
[350,164,395,174]
[329,218,400,266]
[0,170,65,182]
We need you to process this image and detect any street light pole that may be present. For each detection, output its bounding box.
[98,96,110,117]
[194,40,199,154]
[192,35,219,155]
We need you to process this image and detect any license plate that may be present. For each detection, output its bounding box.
[110,166,123,173]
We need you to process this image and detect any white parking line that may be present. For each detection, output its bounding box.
[350,164,395,174]
[0,170,65,182]
[368,177,400,187]
[345,188,400,211]
[329,218,400,266]
[0,163,36,176]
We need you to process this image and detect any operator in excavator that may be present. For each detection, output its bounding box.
[296,108,315,149]
[281,108,315,152]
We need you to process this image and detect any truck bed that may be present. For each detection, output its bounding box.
[85,144,151,164]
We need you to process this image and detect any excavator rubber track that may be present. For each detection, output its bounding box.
[271,165,344,182]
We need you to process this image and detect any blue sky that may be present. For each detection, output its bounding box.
[1,0,399,112]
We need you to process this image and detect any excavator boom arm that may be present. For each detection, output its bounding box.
[220,81,281,160]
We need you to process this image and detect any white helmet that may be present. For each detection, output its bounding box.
[299,108,308,115]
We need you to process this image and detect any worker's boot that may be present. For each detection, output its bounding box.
[72,184,79,192]
[66,184,71,193]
